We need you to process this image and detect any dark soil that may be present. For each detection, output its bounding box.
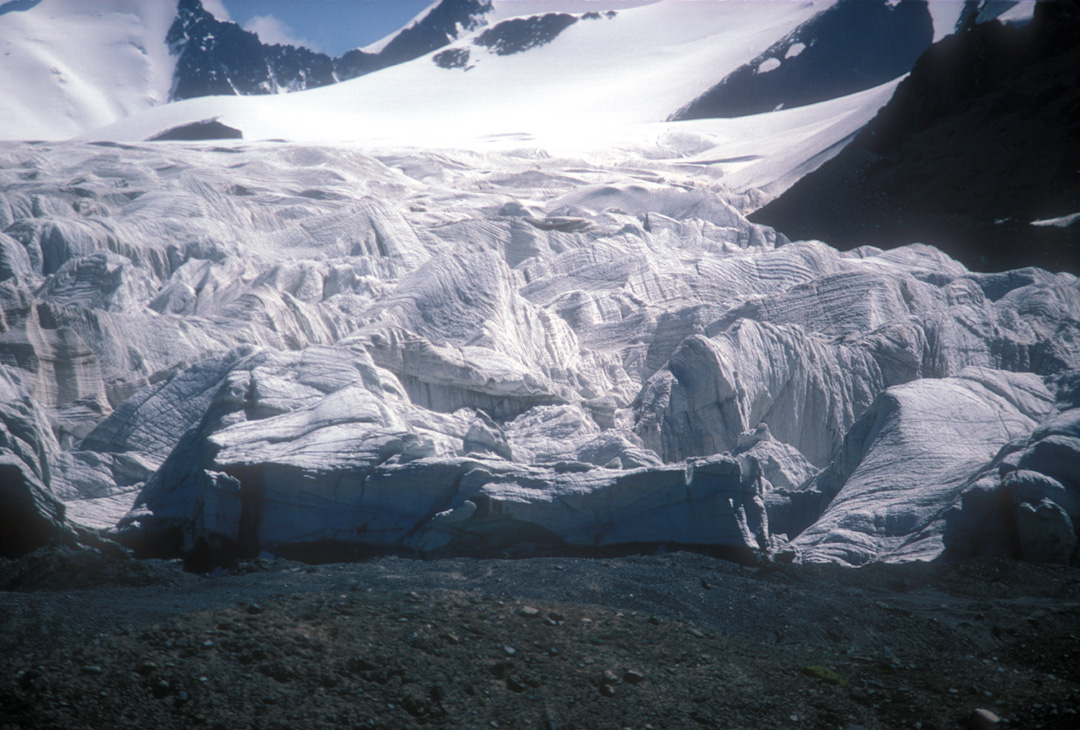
[1,548,1078,730]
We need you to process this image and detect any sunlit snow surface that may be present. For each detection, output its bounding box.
[0,0,177,140]
[86,1,830,146]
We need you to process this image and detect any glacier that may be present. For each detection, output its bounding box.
[0,138,1077,566]
[0,0,1075,566]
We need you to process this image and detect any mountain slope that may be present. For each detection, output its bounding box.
[0,0,178,140]
[84,2,849,150]
[749,0,1080,274]
[0,0,494,140]
[673,0,934,120]
[172,0,494,100]
[167,0,339,100]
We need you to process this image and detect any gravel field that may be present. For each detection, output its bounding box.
[1,549,1078,730]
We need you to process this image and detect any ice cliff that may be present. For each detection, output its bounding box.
[0,141,1077,565]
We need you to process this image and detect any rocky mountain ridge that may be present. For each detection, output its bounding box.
[168,0,494,101]
[750,0,1080,273]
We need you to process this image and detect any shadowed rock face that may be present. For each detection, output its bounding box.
[474,13,579,56]
[750,1,1080,274]
[673,0,933,120]
[168,0,493,101]
[149,120,243,142]
[377,0,492,67]
[168,0,338,100]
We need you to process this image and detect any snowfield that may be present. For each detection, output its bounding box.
[86,0,832,147]
[0,0,178,140]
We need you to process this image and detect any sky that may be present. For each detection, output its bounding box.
[217,0,434,55]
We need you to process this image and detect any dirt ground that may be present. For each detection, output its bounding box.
[1,548,1078,730]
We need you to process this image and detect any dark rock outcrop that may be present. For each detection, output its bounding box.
[168,0,493,101]
[474,13,579,56]
[376,0,492,67]
[168,0,338,100]
[149,119,243,142]
[673,0,933,120]
[750,0,1080,274]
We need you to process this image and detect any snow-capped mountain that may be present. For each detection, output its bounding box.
[0,0,178,140]
[0,0,494,140]
[1,0,1036,143]
[85,0,884,164]
[167,0,338,100]
[169,0,494,100]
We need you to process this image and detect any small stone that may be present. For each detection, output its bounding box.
[506,676,526,693]
[624,669,646,685]
[700,578,712,590]
[137,660,158,676]
[519,606,540,617]
[688,628,705,638]
[246,603,264,615]
[152,680,171,699]
[603,669,620,684]
[600,683,616,697]
[502,645,516,657]
[548,612,565,622]
[969,708,1000,730]
[81,665,103,675]
[202,640,214,648]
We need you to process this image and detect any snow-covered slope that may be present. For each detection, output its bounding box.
[0,1,1036,145]
[77,0,905,198]
[88,1,827,146]
[0,0,178,140]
